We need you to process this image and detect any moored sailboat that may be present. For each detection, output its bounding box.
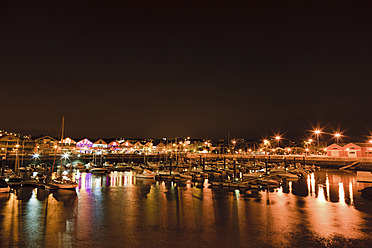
[44,116,79,190]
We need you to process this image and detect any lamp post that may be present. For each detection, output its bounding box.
[263,139,269,155]
[33,153,39,166]
[314,129,321,154]
[308,139,313,154]
[231,140,236,154]
[275,136,281,150]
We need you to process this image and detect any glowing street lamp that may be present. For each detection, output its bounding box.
[33,153,39,166]
[313,129,322,153]
[334,132,342,143]
[275,136,281,148]
[263,139,269,155]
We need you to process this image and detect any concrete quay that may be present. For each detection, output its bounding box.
[2,154,372,170]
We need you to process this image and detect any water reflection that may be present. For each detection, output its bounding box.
[294,171,360,206]
[1,170,372,247]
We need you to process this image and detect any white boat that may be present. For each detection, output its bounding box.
[158,170,179,176]
[90,167,108,174]
[136,169,156,179]
[73,163,86,170]
[46,179,78,190]
[275,173,300,180]
[0,178,11,193]
[3,169,13,176]
[179,173,193,180]
[5,175,23,186]
[242,172,265,179]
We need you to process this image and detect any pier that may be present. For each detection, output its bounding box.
[3,153,372,170]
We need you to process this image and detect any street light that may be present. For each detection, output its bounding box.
[275,136,281,147]
[263,139,269,155]
[33,153,39,166]
[313,129,322,153]
[334,132,342,143]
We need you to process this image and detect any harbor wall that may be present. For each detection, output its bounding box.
[2,154,372,170]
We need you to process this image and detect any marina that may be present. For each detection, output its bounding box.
[2,0,372,247]
[1,168,372,247]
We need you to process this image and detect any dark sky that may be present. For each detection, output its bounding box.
[1,0,372,140]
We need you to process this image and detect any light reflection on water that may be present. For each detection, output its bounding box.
[1,169,372,248]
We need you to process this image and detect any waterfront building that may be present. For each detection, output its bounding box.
[0,135,20,155]
[93,139,108,149]
[59,137,77,153]
[133,142,143,153]
[60,137,76,146]
[108,141,120,153]
[326,143,345,157]
[143,142,153,153]
[154,142,166,153]
[76,138,94,153]
[326,142,372,158]
[34,136,58,155]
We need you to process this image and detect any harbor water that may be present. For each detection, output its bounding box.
[1,169,372,247]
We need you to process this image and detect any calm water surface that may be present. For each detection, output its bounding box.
[1,169,372,248]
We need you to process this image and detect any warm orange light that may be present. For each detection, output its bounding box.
[275,136,281,140]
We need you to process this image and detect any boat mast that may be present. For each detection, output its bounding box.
[51,116,64,177]
[15,139,19,175]
[60,116,64,168]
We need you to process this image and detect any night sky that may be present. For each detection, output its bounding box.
[1,0,371,140]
